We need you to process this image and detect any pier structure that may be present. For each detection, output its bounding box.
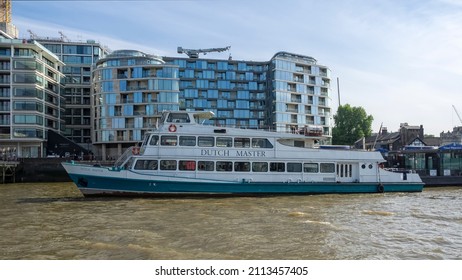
[0,160,18,183]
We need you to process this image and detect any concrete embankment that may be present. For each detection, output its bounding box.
[14,158,113,183]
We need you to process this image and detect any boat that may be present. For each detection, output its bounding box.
[62,111,424,196]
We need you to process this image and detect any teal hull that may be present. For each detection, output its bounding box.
[68,173,424,197]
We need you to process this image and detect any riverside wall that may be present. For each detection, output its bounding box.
[13,158,113,183]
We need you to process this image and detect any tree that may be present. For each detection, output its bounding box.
[332,104,373,145]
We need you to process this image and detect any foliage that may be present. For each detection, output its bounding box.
[332,104,374,145]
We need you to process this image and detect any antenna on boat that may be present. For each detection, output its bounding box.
[372,122,383,150]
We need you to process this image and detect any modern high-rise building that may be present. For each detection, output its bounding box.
[92,50,180,159]
[163,55,268,129]
[269,52,331,135]
[0,38,65,158]
[36,36,108,147]
[93,50,331,159]
[164,51,331,134]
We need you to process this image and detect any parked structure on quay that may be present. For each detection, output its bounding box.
[355,123,462,185]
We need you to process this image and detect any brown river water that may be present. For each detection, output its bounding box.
[0,182,461,260]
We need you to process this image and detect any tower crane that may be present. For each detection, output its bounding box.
[452,105,462,124]
[177,46,231,59]
[0,0,11,23]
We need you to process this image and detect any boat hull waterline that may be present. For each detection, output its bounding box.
[63,163,424,197]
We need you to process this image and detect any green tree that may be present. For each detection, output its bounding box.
[332,104,373,145]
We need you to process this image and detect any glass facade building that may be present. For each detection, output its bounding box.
[93,50,179,159]
[0,38,65,158]
[164,51,331,134]
[38,38,108,147]
[163,56,268,129]
[92,50,331,159]
[270,52,331,135]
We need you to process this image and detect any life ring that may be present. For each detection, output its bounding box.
[132,146,140,155]
[377,183,384,193]
[168,124,177,132]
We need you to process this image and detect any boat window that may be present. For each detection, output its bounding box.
[198,136,214,147]
[252,138,273,149]
[123,158,134,170]
[216,137,232,147]
[270,162,285,172]
[304,163,318,173]
[252,162,268,172]
[142,134,150,147]
[234,137,250,148]
[160,160,177,170]
[337,164,353,178]
[320,163,335,173]
[287,162,302,172]
[179,136,196,146]
[179,160,196,171]
[216,161,233,171]
[134,160,158,170]
[167,113,190,123]
[294,141,304,147]
[234,162,250,172]
[198,161,214,171]
[149,135,159,146]
[161,135,177,146]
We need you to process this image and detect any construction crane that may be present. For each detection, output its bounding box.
[177,46,231,59]
[452,105,462,124]
[0,0,11,23]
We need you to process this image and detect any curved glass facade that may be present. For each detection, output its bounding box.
[93,50,179,156]
[270,52,331,138]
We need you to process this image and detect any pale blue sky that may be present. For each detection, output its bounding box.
[11,0,462,135]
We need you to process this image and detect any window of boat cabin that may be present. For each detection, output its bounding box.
[142,134,150,147]
[304,163,318,173]
[252,162,268,172]
[198,161,214,171]
[160,160,177,170]
[198,136,214,147]
[167,113,190,123]
[320,163,335,173]
[234,162,250,172]
[179,136,196,146]
[216,161,233,171]
[149,135,159,145]
[216,137,232,147]
[234,137,250,148]
[337,164,353,178]
[287,162,302,172]
[134,160,158,170]
[270,162,285,172]
[161,135,177,146]
[252,138,273,148]
[294,140,304,147]
[179,160,196,171]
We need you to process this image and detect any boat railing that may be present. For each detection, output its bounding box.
[384,168,417,174]
[114,146,138,167]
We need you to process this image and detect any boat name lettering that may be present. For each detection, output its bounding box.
[201,149,266,157]
[236,150,266,157]
[201,149,230,157]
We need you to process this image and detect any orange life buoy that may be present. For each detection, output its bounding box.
[132,147,140,155]
[168,124,177,132]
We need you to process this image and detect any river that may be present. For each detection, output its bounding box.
[0,182,461,260]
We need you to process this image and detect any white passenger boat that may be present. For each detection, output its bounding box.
[62,111,424,196]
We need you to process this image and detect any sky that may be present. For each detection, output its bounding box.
[10,0,462,136]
